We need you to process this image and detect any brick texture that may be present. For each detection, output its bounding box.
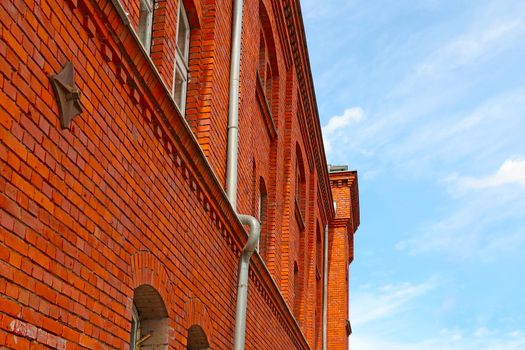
[328,171,360,350]
[0,0,359,349]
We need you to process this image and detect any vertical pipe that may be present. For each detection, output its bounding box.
[234,215,261,350]
[322,224,329,350]
[225,0,244,210]
[224,0,262,349]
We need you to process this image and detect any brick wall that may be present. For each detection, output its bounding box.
[328,171,360,350]
[0,0,356,348]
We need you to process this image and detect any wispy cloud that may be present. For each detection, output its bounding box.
[307,1,525,348]
[352,279,436,326]
[352,328,525,350]
[319,0,525,177]
[393,1,525,97]
[412,18,524,78]
[447,158,525,189]
[396,158,525,260]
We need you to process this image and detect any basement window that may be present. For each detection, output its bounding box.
[187,325,211,350]
[138,0,154,54]
[130,284,169,350]
[173,2,191,114]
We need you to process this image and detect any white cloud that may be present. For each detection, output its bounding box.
[352,279,436,326]
[322,107,364,134]
[384,89,525,175]
[396,158,525,260]
[448,158,525,189]
[351,328,525,350]
[322,107,365,157]
[414,19,524,77]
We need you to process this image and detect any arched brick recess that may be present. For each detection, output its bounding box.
[183,298,214,345]
[130,250,173,317]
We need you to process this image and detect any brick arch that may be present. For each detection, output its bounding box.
[130,250,173,317]
[258,0,279,76]
[183,298,214,345]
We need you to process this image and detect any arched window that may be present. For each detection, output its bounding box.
[293,261,301,317]
[173,1,191,114]
[138,0,154,54]
[265,63,272,98]
[258,31,266,79]
[295,145,306,217]
[187,325,211,350]
[316,224,322,272]
[257,1,278,116]
[130,285,169,350]
[258,177,268,259]
[315,223,323,348]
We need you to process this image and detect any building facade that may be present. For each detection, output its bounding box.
[0,0,360,349]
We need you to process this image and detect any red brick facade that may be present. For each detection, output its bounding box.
[328,171,360,350]
[0,0,360,348]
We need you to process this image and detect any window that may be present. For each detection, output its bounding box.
[257,1,277,111]
[130,304,141,349]
[315,224,323,349]
[173,2,190,113]
[316,224,322,273]
[258,178,268,258]
[293,261,301,317]
[265,63,272,98]
[257,30,273,103]
[258,31,266,76]
[130,285,169,350]
[138,0,154,54]
[187,325,211,350]
[295,146,306,216]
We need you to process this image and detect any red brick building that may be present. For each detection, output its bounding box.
[0,0,360,348]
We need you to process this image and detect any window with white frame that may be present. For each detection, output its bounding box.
[130,304,141,349]
[258,178,268,257]
[173,2,190,114]
[130,285,169,350]
[138,0,154,54]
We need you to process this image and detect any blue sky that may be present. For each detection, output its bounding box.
[302,0,525,349]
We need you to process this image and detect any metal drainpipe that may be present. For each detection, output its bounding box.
[322,224,329,350]
[225,0,244,211]
[224,0,261,349]
[233,215,260,350]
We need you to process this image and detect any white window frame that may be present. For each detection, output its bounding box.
[172,1,190,115]
[138,0,154,54]
[256,192,262,252]
[130,304,141,350]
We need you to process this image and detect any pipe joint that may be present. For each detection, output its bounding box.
[238,214,260,255]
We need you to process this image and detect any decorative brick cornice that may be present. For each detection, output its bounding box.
[331,217,350,229]
[277,0,335,224]
[329,170,360,233]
